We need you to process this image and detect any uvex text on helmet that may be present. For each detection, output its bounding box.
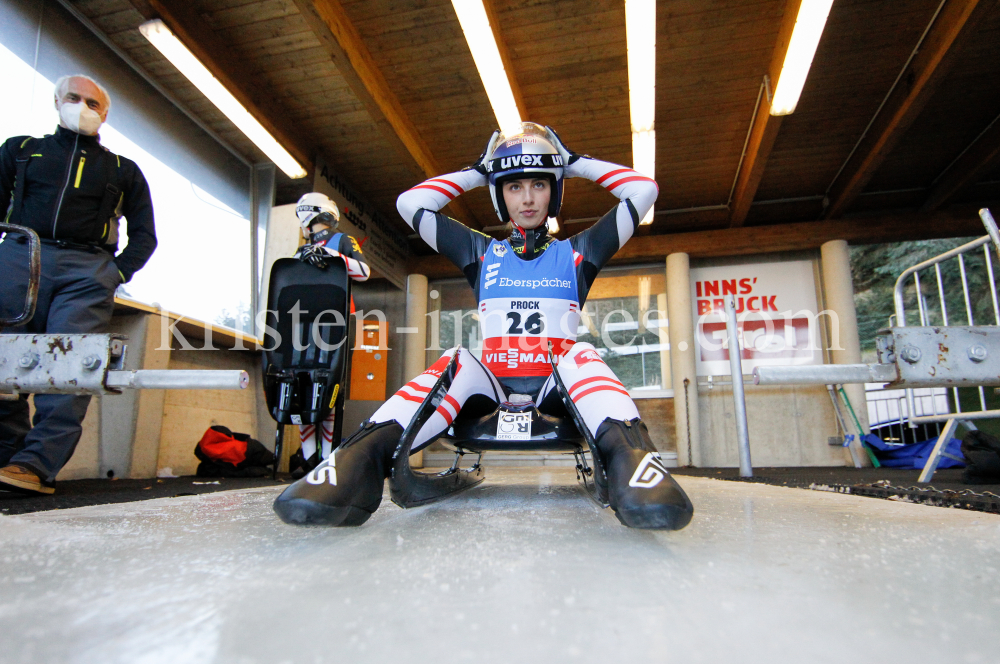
[486,122,565,223]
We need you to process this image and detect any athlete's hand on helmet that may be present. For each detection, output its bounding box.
[298,244,329,270]
[470,129,502,175]
[545,126,581,167]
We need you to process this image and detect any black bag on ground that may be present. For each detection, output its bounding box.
[194,425,275,478]
[960,430,1000,484]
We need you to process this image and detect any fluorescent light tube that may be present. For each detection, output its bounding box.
[632,130,656,181]
[451,1,522,136]
[770,0,835,116]
[625,0,656,133]
[139,19,307,179]
[633,129,655,225]
[626,0,656,225]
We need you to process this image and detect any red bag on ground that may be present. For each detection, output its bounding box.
[194,426,274,478]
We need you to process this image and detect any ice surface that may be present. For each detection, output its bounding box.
[1,469,1000,663]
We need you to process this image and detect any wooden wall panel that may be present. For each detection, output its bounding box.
[654,0,782,210]
[74,0,1000,246]
[756,0,946,200]
[867,7,1000,193]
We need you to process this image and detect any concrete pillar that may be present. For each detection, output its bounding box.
[667,254,701,466]
[656,293,671,390]
[404,274,429,467]
[821,240,872,465]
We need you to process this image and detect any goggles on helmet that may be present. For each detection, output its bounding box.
[296,193,340,239]
[486,122,565,223]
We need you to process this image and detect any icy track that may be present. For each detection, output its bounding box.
[1,468,999,663]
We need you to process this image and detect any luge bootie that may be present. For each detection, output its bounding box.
[273,421,401,526]
[594,418,694,530]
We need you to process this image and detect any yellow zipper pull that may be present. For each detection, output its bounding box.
[74,157,86,188]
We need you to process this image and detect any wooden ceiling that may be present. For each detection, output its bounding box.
[72,0,1000,276]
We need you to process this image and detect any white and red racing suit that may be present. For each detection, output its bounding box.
[295,229,371,282]
[369,155,658,451]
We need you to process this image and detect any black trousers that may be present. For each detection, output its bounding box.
[0,238,120,482]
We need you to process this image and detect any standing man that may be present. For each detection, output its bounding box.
[0,74,157,494]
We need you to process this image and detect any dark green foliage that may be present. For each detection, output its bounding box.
[850,238,997,360]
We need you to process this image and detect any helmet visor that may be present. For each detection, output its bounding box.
[486,122,564,178]
[494,121,549,146]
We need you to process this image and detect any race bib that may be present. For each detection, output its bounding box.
[496,410,532,440]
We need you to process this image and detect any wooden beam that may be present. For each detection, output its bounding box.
[729,0,802,228]
[823,0,993,219]
[410,208,986,278]
[922,115,1000,212]
[293,0,435,177]
[292,0,482,228]
[144,0,314,174]
[729,93,783,228]
[482,0,529,122]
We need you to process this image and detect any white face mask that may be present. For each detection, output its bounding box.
[59,101,103,136]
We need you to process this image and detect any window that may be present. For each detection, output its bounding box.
[578,267,670,393]
[0,2,256,333]
[106,129,253,333]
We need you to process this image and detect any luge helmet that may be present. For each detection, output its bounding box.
[486,122,565,223]
[296,192,340,239]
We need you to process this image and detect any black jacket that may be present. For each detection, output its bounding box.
[1,126,157,281]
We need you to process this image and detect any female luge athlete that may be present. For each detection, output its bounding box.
[273,122,693,529]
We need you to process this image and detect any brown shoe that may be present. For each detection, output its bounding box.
[0,465,55,495]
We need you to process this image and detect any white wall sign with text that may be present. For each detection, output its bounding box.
[313,156,411,290]
[690,260,822,376]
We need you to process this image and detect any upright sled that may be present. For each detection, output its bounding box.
[262,257,352,478]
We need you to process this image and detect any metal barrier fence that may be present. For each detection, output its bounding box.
[754,208,1000,481]
[894,209,1000,430]
[865,386,947,445]
[892,209,1000,480]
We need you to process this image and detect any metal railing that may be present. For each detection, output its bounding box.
[893,208,1000,426]
[886,208,1000,481]
[1,224,251,395]
[865,386,946,445]
[751,208,1000,481]
[724,295,753,477]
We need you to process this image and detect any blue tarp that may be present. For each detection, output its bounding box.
[862,433,965,469]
